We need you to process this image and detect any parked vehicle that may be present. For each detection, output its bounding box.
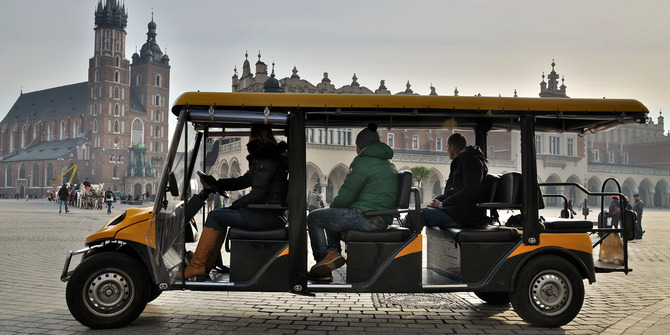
[62,92,647,328]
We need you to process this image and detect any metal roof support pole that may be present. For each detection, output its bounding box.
[475,122,491,158]
[520,113,540,245]
[287,111,309,294]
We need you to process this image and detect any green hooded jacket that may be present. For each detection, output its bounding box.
[330,141,398,223]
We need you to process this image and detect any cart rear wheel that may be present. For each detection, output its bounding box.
[510,254,584,327]
[66,252,150,329]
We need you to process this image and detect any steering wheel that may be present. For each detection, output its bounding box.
[196,170,229,198]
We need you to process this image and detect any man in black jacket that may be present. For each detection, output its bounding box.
[404,133,488,231]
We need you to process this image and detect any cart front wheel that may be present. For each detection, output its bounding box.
[66,252,150,329]
[510,254,584,327]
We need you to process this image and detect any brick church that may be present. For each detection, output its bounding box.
[0,0,170,198]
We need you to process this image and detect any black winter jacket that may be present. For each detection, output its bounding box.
[216,140,289,230]
[436,145,489,227]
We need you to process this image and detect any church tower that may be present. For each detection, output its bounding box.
[87,0,131,186]
[128,14,171,196]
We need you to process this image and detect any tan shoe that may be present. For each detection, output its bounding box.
[309,249,345,278]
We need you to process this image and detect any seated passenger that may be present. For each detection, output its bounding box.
[182,124,289,280]
[308,123,397,280]
[404,133,488,231]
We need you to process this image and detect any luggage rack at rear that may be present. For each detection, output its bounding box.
[540,179,634,275]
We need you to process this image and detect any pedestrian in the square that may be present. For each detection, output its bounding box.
[58,184,70,213]
[633,193,644,239]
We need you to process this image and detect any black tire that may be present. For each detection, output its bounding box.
[510,254,584,327]
[66,252,150,329]
[474,291,510,305]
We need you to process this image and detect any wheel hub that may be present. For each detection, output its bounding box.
[530,272,571,315]
[86,271,132,315]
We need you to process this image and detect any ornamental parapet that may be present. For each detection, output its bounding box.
[588,163,670,176]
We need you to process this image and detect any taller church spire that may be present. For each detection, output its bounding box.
[95,0,128,31]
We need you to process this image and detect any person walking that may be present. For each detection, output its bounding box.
[632,193,645,239]
[582,198,590,220]
[104,188,115,214]
[58,184,70,213]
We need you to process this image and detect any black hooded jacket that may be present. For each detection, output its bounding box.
[215,140,289,230]
[436,145,489,227]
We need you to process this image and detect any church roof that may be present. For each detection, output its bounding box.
[0,134,86,163]
[2,82,88,124]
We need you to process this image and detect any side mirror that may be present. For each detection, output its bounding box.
[167,172,179,197]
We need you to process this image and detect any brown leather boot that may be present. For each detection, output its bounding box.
[309,249,345,278]
[183,227,225,279]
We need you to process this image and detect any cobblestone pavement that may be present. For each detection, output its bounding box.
[1,199,669,334]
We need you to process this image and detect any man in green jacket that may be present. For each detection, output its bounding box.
[308,123,397,280]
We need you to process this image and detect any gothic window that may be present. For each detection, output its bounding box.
[32,163,39,187]
[104,30,110,50]
[113,166,118,178]
[115,55,120,67]
[114,120,119,133]
[131,118,144,146]
[114,87,119,99]
[114,137,119,149]
[60,121,66,140]
[33,124,39,140]
[92,119,98,134]
[95,70,99,82]
[154,126,160,137]
[156,74,162,87]
[155,142,159,153]
[47,124,52,141]
[136,75,142,86]
[154,95,161,107]
[387,133,394,148]
[119,155,123,163]
[20,129,25,149]
[436,137,442,151]
[5,165,12,187]
[412,135,419,150]
[19,163,26,179]
[72,120,79,138]
[114,71,120,83]
[46,163,53,186]
[155,110,161,122]
[115,31,121,52]
[114,104,120,116]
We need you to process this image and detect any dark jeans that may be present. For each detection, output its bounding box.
[402,206,459,232]
[106,201,113,213]
[59,200,69,212]
[308,208,387,262]
[204,207,249,231]
[635,215,644,239]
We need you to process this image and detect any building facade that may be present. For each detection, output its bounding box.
[212,56,670,208]
[0,0,170,198]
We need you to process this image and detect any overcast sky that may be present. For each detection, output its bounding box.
[1,0,668,131]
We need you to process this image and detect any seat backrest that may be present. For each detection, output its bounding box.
[478,174,499,203]
[396,170,412,209]
[493,172,523,207]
